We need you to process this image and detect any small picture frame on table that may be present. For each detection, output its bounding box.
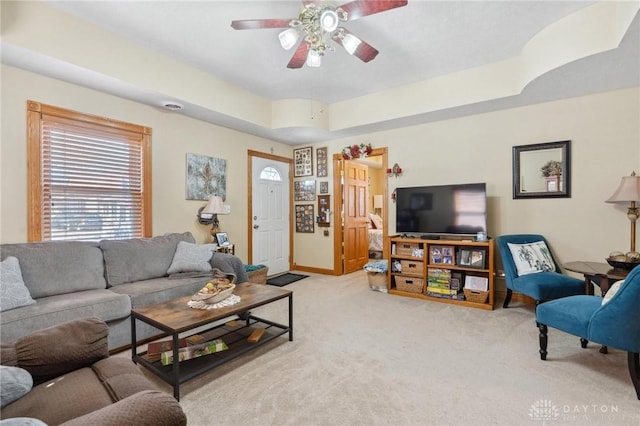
[215,232,230,246]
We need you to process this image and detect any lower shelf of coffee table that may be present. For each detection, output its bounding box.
[133,315,289,394]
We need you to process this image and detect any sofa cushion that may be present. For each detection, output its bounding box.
[0,290,130,346]
[166,241,217,274]
[0,367,114,425]
[0,366,33,407]
[109,276,209,309]
[0,242,106,298]
[100,232,195,286]
[0,257,36,312]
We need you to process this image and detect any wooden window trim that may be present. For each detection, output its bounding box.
[26,100,152,242]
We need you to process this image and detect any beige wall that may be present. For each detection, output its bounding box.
[304,86,640,276]
[0,65,292,262]
[2,64,639,279]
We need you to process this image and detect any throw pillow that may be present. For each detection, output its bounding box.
[0,257,36,312]
[369,213,383,230]
[507,241,557,276]
[167,241,217,275]
[602,280,624,305]
[0,365,33,407]
[0,418,48,426]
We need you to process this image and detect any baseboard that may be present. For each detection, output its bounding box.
[291,265,338,276]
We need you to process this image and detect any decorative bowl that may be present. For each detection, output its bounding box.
[606,257,640,271]
[192,283,235,304]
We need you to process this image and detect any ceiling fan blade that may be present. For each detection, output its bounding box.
[339,0,408,21]
[231,19,293,30]
[287,42,310,69]
[333,28,379,63]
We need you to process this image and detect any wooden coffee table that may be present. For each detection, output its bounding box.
[131,282,292,400]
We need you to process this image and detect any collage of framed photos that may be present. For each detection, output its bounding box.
[294,146,330,233]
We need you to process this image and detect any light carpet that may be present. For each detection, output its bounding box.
[126,271,640,426]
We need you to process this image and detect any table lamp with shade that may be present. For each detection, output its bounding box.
[606,171,640,266]
[373,194,383,215]
[197,195,228,239]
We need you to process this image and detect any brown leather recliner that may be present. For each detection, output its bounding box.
[0,317,186,426]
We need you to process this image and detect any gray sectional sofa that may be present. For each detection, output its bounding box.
[0,232,248,351]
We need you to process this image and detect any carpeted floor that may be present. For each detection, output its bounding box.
[128,271,640,426]
[266,272,308,287]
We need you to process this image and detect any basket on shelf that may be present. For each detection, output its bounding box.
[396,242,420,256]
[395,276,424,294]
[463,288,489,304]
[245,264,268,284]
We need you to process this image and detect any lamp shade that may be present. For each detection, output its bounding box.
[606,172,640,203]
[202,196,226,214]
[278,28,299,50]
[373,194,383,209]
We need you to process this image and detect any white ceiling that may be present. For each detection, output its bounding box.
[4,1,639,145]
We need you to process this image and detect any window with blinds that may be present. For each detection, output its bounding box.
[27,101,152,242]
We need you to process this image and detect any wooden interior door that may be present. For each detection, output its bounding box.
[343,161,369,273]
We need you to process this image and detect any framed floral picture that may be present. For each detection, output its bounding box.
[185,153,226,201]
[294,147,313,177]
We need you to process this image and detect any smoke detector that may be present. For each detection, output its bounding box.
[162,101,183,111]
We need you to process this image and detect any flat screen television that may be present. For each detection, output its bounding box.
[395,183,487,237]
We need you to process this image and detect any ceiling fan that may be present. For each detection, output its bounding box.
[231,1,408,69]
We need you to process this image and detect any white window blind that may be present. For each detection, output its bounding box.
[28,101,151,242]
[42,119,143,240]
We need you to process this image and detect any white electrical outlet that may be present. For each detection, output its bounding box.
[223,205,231,214]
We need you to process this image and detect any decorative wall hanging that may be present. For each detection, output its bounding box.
[294,147,313,177]
[317,195,330,227]
[186,153,227,201]
[316,147,328,177]
[295,204,315,233]
[513,140,571,199]
[319,181,329,194]
[294,180,316,201]
[342,143,372,160]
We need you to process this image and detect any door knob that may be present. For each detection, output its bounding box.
[253,224,259,229]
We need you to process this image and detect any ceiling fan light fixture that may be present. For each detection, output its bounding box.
[278,27,299,50]
[306,49,322,67]
[320,9,339,32]
[342,33,361,55]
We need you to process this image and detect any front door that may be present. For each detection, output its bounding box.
[250,155,290,275]
[343,160,369,273]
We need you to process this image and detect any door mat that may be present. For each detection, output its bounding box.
[266,273,309,287]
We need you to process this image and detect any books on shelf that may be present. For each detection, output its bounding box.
[161,339,229,366]
[427,268,452,288]
[427,286,464,299]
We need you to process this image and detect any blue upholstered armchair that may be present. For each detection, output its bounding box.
[536,265,640,399]
[496,234,584,308]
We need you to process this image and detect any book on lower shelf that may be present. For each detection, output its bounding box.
[160,338,229,366]
[426,286,463,299]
